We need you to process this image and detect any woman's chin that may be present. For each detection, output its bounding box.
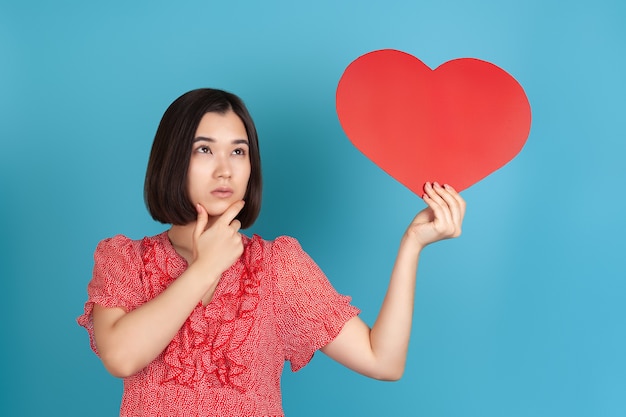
[204,202,233,218]
[197,196,244,220]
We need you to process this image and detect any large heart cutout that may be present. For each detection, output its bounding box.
[336,49,532,195]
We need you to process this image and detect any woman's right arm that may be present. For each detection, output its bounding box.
[92,201,245,378]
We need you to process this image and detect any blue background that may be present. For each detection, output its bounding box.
[1,0,625,416]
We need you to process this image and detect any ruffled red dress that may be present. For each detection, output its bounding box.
[77,232,359,417]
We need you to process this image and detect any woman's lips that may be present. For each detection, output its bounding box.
[211,187,234,198]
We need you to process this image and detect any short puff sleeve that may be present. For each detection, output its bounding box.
[76,235,146,355]
[271,237,360,371]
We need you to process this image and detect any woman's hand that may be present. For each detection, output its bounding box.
[192,200,245,277]
[405,181,466,251]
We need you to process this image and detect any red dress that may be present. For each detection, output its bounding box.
[77,232,360,417]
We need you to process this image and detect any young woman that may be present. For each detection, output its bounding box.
[78,88,466,416]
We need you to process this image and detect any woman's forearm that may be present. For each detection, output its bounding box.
[369,238,423,379]
[92,263,220,378]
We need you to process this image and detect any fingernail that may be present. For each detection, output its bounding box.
[434,181,440,188]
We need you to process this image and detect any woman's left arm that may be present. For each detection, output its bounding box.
[321,181,466,380]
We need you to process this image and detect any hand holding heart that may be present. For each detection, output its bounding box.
[406,181,466,251]
[336,49,532,195]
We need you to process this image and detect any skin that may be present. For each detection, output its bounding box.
[92,110,466,380]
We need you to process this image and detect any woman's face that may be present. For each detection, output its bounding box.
[186,110,251,220]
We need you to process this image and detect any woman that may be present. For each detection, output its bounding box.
[78,88,466,416]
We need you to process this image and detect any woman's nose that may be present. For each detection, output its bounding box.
[214,155,232,178]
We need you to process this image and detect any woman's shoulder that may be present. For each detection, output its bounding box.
[96,233,136,248]
[246,234,317,274]
[94,231,169,262]
[248,234,303,255]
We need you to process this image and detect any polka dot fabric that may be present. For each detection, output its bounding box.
[77,232,360,417]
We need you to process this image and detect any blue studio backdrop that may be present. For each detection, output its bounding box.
[1,1,625,416]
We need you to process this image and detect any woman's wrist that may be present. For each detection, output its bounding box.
[186,260,221,290]
[399,232,426,256]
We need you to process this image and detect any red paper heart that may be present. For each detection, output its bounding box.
[336,49,532,194]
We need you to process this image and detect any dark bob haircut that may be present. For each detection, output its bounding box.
[144,88,262,228]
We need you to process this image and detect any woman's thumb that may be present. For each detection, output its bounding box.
[193,203,208,241]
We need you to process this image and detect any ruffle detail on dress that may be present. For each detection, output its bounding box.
[160,235,264,392]
[140,235,188,300]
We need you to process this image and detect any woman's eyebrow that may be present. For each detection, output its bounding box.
[193,136,249,145]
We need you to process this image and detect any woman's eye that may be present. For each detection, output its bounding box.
[233,148,247,156]
[197,146,211,154]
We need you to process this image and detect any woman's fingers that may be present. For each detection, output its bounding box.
[422,182,466,239]
[217,201,244,244]
[424,183,453,231]
[189,201,246,275]
[217,200,245,228]
[438,184,465,237]
[194,204,209,241]
[194,201,244,238]
[230,219,242,233]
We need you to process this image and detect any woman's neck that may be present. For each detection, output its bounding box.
[167,223,196,263]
